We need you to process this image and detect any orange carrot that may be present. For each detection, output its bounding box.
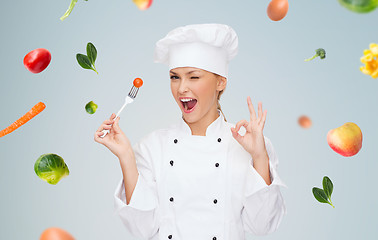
[0,102,46,137]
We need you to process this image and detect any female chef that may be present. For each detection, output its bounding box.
[94,23,287,240]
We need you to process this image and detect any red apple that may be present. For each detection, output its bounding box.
[133,0,153,10]
[327,122,363,157]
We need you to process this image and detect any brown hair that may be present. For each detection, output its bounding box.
[215,73,227,122]
[217,89,227,121]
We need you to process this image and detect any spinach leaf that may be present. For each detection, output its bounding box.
[87,42,97,65]
[312,176,335,208]
[312,188,329,204]
[323,176,333,199]
[76,43,99,74]
[76,54,92,70]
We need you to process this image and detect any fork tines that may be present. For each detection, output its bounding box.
[128,86,139,99]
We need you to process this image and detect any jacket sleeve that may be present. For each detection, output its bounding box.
[241,137,287,236]
[114,134,160,239]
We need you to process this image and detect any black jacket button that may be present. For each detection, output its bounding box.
[174,139,178,144]
[168,235,172,239]
[213,237,217,240]
[213,199,217,204]
[217,138,221,142]
[170,160,174,166]
[215,163,219,167]
[170,197,174,202]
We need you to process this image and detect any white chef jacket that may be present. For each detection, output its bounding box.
[114,113,287,240]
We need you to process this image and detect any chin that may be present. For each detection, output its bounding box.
[182,112,199,123]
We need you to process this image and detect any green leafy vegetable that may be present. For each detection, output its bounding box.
[338,0,378,13]
[312,188,329,203]
[312,176,335,208]
[85,101,98,114]
[305,48,326,62]
[76,54,92,69]
[87,43,97,65]
[323,176,333,199]
[60,0,88,21]
[34,154,69,185]
[76,42,98,74]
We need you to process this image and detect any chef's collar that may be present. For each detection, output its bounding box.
[178,110,225,137]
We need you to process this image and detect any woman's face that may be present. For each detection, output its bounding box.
[170,67,226,124]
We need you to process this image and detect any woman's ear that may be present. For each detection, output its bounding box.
[217,76,227,91]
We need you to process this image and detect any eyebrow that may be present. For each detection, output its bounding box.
[187,70,201,74]
[169,70,201,75]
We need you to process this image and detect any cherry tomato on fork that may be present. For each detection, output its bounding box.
[133,78,143,88]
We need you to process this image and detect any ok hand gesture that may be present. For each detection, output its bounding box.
[231,96,268,161]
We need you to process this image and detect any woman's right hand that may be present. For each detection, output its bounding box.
[94,113,132,158]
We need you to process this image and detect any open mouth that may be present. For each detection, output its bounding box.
[180,98,197,113]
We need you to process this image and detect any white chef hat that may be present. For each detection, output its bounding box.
[154,23,238,78]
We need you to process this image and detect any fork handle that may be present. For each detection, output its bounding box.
[100,129,111,138]
[116,102,128,117]
[100,101,129,138]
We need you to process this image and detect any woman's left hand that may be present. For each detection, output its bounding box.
[231,96,268,161]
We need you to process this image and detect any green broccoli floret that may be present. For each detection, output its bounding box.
[305,48,326,62]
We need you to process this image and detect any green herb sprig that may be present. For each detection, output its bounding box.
[312,176,335,208]
[76,42,98,74]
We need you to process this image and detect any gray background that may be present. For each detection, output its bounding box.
[0,0,377,239]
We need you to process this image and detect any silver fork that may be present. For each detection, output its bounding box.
[100,85,139,138]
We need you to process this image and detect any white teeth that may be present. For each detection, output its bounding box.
[180,98,194,102]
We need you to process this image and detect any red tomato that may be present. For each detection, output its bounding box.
[267,0,289,21]
[133,78,143,88]
[23,48,51,73]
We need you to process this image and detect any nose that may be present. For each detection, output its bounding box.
[178,79,189,94]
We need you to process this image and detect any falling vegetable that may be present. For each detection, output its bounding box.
[76,42,98,74]
[85,101,98,114]
[338,0,378,13]
[133,78,144,88]
[60,0,88,21]
[34,154,69,185]
[312,176,335,208]
[360,43,378,78]
[0,102,46,138]
[305,48,326,62]
[23,48,52,74]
